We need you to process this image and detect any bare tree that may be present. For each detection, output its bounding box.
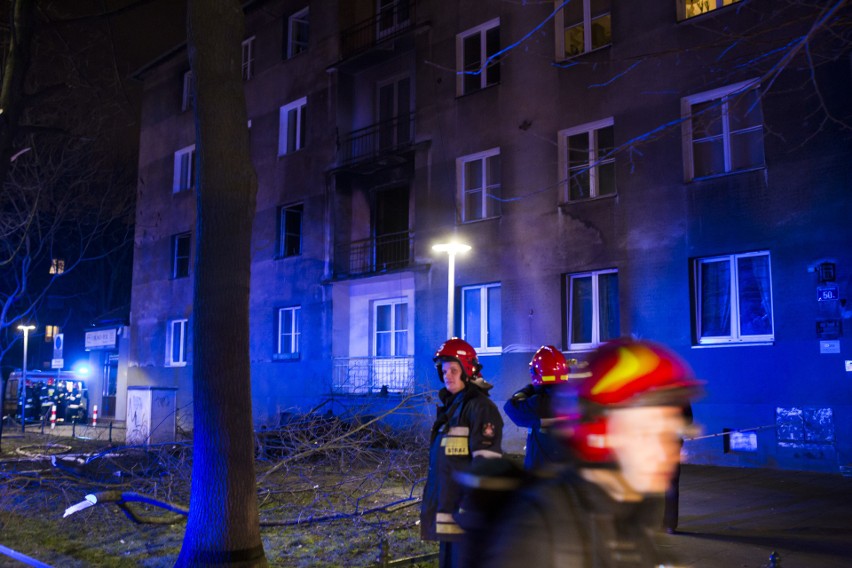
[176,0,266,565]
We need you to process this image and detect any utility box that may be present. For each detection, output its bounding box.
[126,386,177,445]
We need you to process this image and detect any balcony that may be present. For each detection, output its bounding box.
[337,113,415,169]
[332,356,415,394]
[336,230,412,277]
[340,1,416,61]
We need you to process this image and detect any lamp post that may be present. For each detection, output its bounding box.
[17,324,35,432]
[432,242,471,338]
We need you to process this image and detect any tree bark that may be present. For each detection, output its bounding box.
[177,1,266,566]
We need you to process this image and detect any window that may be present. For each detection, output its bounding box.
[171,232,191,279]
[278,204,303,258]
[458,148,501,222]
[462,284,501,354]
[49,258,65,274]
[378,0,411,38]
[678,0,742,21]
[566,269,619,350]
[173,145,196,193]
[456,18,500,96]
[242,36,255,81]
[559,118,615,201]
[682,80,764,181]
[278,97,307,155]
[181,71,194,112]
[44,325,59,342]
[694,252,774,345]
[276,306,301,359]
[287,7,309,58]
[374,299,408,357]
[557,0,611,58]
[166,319,188,367]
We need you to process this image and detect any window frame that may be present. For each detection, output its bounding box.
[372,298,409,358]
[677,0,742,21]
[278,97,307,156]
[457,147,501,223]
[456,18,501,96]
[173,145,196,193]
[166,319,188,367]
[287,7,309,59]
[241,36,255,81]
[694,251,775,345]
[275,306,301,360]
[681,79,764,181]
[181,71,194,112]
[461,283,502,355]
[171,232,191,279]
[565,268,620,351]
[558,117,616,202]
[277,203,304,259]
[554,0,612,59]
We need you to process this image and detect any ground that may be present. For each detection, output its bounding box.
[0,420,439,567]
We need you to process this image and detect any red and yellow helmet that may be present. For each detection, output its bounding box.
[566,338,702,464]
[434,338,482,383]
[529,345,570,386]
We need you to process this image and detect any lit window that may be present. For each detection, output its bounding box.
[456,18,500,96]
[559,118,615,201]
[287,7,309,58]
[49,258,65,274]
[181,71,194,112]
[557,0,611,58]
[166,319,188,366]
[44,325,59,342]
[678,0,742,21]
[374,299,408,357]
[682,80,764,181]
[566,269,619,350]
[462,283,501,354]
[694,252,774,345]
[276,306,300,359]
[242,36,255,81]
[278,204,303,258]
[173,145,196,193]
[171,233,191,279]
[458,148,501,222]
[278,97,307,155]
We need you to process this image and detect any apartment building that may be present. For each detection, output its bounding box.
[129,0,852,472]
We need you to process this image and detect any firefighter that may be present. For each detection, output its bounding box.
[483,338,703,568]
[504,345,581,470]
[420,338,503,568]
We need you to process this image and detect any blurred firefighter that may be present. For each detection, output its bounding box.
[504,345,583,470]
[483,338,702,568]
[420,338,503,568]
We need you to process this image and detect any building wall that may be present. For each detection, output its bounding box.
[129,0,852,471]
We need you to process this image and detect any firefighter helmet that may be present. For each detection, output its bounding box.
[434,338,482,383]
[529,345,570,386]
[566,338,702,464]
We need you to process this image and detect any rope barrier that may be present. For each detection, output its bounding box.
[685,423,777,442]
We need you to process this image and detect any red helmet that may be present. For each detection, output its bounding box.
[566,339,702,464]
[434,338,482,383]
[529,345,570,386]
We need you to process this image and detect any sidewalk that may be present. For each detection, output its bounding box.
[661,464,852,568]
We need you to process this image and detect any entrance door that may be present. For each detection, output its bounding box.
[374,187,409,270]
[102,354,118,417]
[377,76,411,152]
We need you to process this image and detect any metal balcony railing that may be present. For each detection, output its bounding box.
[338,113,415,167]
[332,356,415,394]
[337,230,412,276]
[340,1,416,60]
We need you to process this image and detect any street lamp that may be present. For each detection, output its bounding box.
[432,242,471,338]
[17,324,35,431]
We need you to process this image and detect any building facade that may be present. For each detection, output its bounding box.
[129,0,852,472]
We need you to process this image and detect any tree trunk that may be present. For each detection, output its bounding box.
[177,1,266,566]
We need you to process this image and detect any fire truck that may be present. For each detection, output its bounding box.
[3,370,89,424]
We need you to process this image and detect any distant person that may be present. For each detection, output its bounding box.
[664,402,694,533]
[420,338,503,568]
[504,345,580,470]
[483,338,703,568]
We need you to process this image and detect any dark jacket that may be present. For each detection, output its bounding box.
[484,469,674,568]
[420,382,503,541]
[504,384,567,470]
